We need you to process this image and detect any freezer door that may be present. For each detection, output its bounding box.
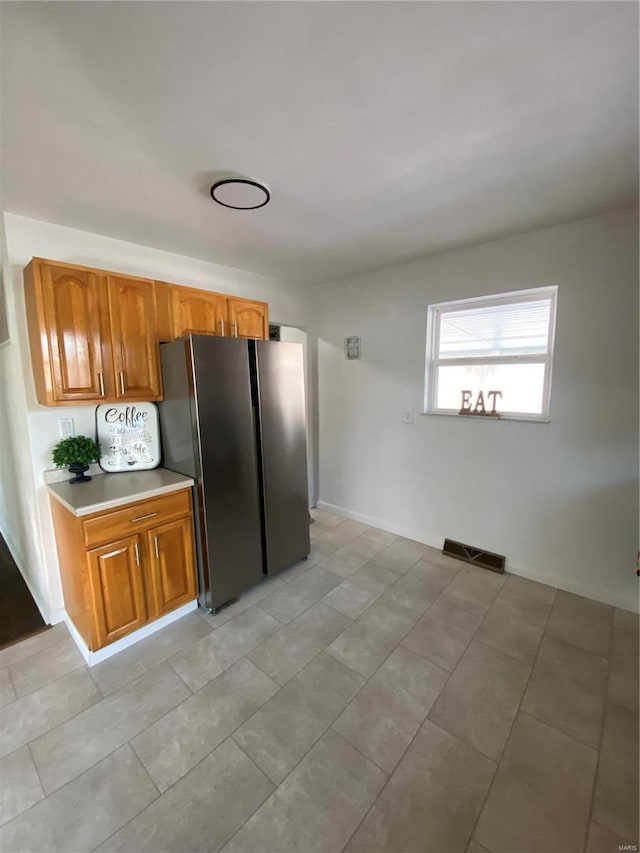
[189,336,264,610]
[254,340,310,575]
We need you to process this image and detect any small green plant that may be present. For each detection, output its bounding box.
[52,435,101,468]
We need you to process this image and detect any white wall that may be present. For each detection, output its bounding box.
[2,213,309,621]
[278,325,315,506]
[311,210,639,612]
[0,218,51,619]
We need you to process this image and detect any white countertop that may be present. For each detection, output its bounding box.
[48,469,194,517]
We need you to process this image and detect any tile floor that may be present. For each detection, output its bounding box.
[0,509,638,853]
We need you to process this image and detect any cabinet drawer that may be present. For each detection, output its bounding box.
[83,489,191,548]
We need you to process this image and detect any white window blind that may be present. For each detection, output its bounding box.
[425,287,557,421]
[438,298,554,359]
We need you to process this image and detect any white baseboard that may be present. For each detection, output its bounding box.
[64,599,198,666]
[48,606,67,626]
[316,500,639,614]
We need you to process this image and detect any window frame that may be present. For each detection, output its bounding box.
[424,286,558,422]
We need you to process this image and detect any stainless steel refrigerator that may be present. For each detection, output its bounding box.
[158,335,310,612]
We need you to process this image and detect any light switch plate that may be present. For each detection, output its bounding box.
[403,410,413,424]
[59,418,74,437]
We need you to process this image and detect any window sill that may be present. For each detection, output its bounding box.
[421,411,550,424]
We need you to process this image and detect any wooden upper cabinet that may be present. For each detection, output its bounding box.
[107,275,162,400]
[24,260,113,404]
[155,281,269,342]
[227,297,269,340]
[24,259,163,406]
[171,286,229,338]
[24,257,270,407]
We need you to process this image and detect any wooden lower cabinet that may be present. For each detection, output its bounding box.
[88,535,147,647]
[51,488,197,652]
[146,517,196,618]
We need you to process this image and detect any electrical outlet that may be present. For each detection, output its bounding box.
[403,410,413,424]
[59,418,75,438]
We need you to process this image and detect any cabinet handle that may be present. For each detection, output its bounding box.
[133,541,140,566]
[98,372,105,396]
[154,535,159,559]
[233,321,238,338]
[119,372,125,395]
[130,512,157,523]
[220,318,225,336]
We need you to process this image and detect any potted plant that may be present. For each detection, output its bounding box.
[52,435,102,484]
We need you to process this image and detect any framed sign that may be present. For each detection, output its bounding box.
[96,403,161,472]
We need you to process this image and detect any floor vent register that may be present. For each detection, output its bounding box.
[442,538,505,574]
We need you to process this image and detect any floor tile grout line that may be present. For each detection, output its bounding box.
[3,740,161,840]
[5,663,18,698]
[7,650,88,702]
[165,656,196,694]
[328,559,482,850]
[227,588,431,846]
[327,723,392,778]
[17,660,189,797]
[464,581,565,851]
[211,742,280,852]
[337,585,488,853]
[85,749,165,853]
[425,586,551,768]
[90,639,208,698]
[1,670,104,761]
[84,665,106,699]
[226,647,398,849]
[121,653,282,796]
[0,742,48,829]
[580,608,616,853]
[0,630,71,672]
[111,650,284,793]
[543,627,611,664]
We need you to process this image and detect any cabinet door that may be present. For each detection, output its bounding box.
[107,275,162,399]
[227,298,268,340]
[87,536,147,648]
[172,287,228,338]
[39,263,112,402]
[146,516,196,619]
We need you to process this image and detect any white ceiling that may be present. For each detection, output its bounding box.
[1,1,638,284]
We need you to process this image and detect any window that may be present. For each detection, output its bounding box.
[424,286,557,421]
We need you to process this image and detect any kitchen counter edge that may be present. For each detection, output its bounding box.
[47,469,195,517]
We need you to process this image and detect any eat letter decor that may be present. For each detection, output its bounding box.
[459,390,503,417]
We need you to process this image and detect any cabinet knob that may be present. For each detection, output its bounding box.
[220,318,225,336]
[98,372,105,397]
[133,541,140,566]
[154,535,159,559]
[119,372,126,395]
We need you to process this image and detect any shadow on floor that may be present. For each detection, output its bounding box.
[0,533,48,649]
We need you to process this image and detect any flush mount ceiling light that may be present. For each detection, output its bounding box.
[210,178,270,210]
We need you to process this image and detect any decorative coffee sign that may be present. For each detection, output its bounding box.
[96,403,161,471]
[459,390,503,417]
